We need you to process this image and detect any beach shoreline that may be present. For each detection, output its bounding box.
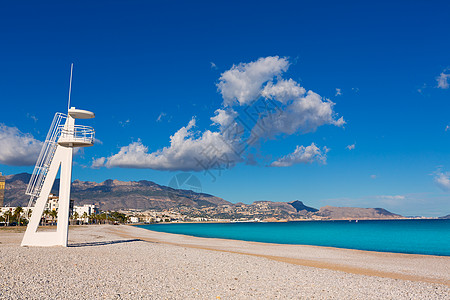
[132,222,450,257]
[1,225,449,299]
[118,224,450,286]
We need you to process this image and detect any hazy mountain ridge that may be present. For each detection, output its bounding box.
[4,173,231,211]
[3,173,405,219]
[316,206,402,219]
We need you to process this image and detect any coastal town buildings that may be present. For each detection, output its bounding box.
[0,206,32,225]
[1,191,99,225]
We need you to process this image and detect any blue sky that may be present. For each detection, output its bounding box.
[0,0,449,216]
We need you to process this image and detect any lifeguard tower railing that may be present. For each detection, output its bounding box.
[58,125,95,147]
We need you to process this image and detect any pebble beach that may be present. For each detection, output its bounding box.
[0,225,449,299]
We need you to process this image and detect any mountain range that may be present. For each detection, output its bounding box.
[3,173,405,220]
[4,173,229,211]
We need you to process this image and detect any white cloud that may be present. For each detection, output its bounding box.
[102,118,241,171]
[0,124,43,166]
[100,56,344,171]
[270,143,327,167]
[156,113,166,122]
[335,88,342,96]
[377,195,406,200]
[346,144,355,150]
[217,56,290,106]
[252,90,345,139]
[26,113,38,122]
[210,108,237,128]
[261,79,306,104]
[119,119,130,127]
[417,83,427,94]
[437,71,450,89]
[91,157,106,168]
[434,170,450,191]
[94,138,103,145]
[373,195,408,207]
[73,147,84,156]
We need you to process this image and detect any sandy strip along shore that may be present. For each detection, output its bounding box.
[116,225,450,286]
[0,225,449,299]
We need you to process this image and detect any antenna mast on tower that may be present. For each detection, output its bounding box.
[67,63,73,112]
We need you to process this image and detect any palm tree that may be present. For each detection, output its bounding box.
[88,213,96,224]
[43,209,51,226]
[81,212,88,224]
[13,207,23,226]
[49,210,58,225]
[91,213,99,224]
[3,210,12,226]
[73,211,79,225]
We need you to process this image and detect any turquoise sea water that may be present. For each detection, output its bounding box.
[137,219,450,256]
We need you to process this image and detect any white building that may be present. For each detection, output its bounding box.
[44,194,60,211]
[72,204,99,222]
[129,216,140,223]
[73,204,99,216]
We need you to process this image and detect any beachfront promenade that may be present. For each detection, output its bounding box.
[0,225,449,299]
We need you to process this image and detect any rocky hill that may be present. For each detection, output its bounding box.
[316,206,402,219]
[4,173,231,211]
[3,173,31,206]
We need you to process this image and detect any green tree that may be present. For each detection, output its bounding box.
[81,212,88,224]
[49,210,58,225]
[94,213,100,224]
[13,207,23,226]
[43,209,51,226]
[73,211,79,225]
[3,210,12,226]
[110,211,128,223]
[88,213,95,224]
[99,213,107,224]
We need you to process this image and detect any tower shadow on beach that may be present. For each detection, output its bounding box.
[69,239,142,247]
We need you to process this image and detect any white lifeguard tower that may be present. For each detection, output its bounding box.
[21,64,95,247]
